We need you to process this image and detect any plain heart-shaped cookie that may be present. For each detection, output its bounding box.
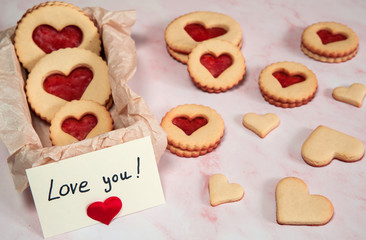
[332,83,366,108]
[242,113,280,138]
[301,125,364,167]
[87,196,122,225]
[208,174,244,207]
[276,177,334,225]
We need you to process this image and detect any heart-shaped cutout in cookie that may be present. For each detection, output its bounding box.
[172,116,208,136]
[61,114,98,141]
[243,113,280,138]
[43,67,93,102]
[87,196,122,225]
[301,125,364,167]
[209,174,244,207]
[316,29,347,45]
[332,83,366,108]
[272,70,306,88]
[276,177,334,225]
[184,23,227,42]
[200,54,233,78]
[33,24,83,54]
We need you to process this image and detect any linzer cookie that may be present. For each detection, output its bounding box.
[14,1,101,71]
[26,48,111,122]
[160,104,225,157]
[259,61,318,108]
[50,100,113,146]
[187,39,245,93]
[165,11,242,63]
[301,22,359,63]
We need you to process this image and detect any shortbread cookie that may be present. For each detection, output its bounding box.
[50,100,113,146]
[14,1,101,71]
[242,113,280,138]
[165,11,242,55]
[301,22,358,63]
[160,104,225,153]
[276,177,334,225]
[26,48,111,122]
[259,61,318,108]
[208,174,244,207]
[301,125,364,167]
[167,142,218,158]
[187,39,245,93]
[332,83,366,107]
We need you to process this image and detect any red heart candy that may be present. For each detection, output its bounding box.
[43,67,93,101]
[272,71,306,88]
[172,116,208,136]
[200,54,233,78]
[184,23,227,42]
[32,24,83,54]
[61,114,98,141]
[87,196,122,225]
[316,29,347,45]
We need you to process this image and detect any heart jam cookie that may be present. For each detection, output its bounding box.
[259,61,318,108]
[50,100,113,146]
[26,48,111,122]
[208,174,244,207]
[160,104,225,157]
[332,83,366,108]
[301,125,364,167]
[301,22,359,63]
[14,1,101,71]
[242,113,280,138]
[187,39,246,93]
[165,11,242,64]
[276,177,334,226]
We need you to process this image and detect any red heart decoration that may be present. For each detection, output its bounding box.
[184,23,227,42]
[272,71,306,88]
[87,196,122,225]
[200,54,233,78]
[43,67,93,101]
[316,29,347,45]
[172,116,208,136]
[61,114,98,141]
[32,24,83,54]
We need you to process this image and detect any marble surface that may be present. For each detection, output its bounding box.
[1,0,366,239]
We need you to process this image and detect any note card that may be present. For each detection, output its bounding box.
[26,136,165,238]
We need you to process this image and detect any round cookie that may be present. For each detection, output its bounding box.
[26,48,111,122]
[160,104,225,152]
[188,39,245,93]
[301,22,358,63]
[14,1,101,71]
[165,11,242,54]
[259,61,318,108]
[50,100,113,146]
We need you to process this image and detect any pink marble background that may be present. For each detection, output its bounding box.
[1,0,366,239]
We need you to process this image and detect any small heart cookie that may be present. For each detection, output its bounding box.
[276,177,334,225]
[208,174,244,207]
[301,125,364,167]
[332,83,366,107]
[242,113,280,138]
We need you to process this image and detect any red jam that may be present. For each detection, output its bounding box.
[32,24,83,54]
[316,29,347,45]
[184,23,227,42]
[200,54,233,78]
[43,67,93,101]
[272,71,306,88]
[61,114,98,141]
[172,116,208,136]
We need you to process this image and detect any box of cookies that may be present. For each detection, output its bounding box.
[0,2,167,193]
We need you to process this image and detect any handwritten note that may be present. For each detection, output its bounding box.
[26,136,165,238]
